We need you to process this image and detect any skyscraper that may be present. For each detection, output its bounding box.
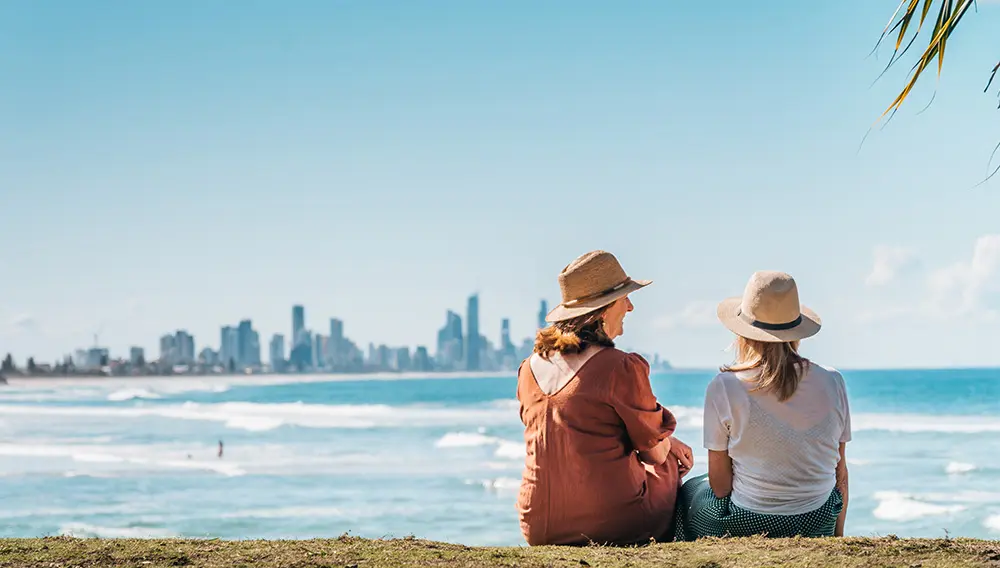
[329,318,344,367]
[466,294,480,371]
[237,319,255,369]
[435,310,463,370]
[292,305,305,347]
[159,334,176,366]
[220,326,239,369]
[394,347,411,372]
[269,334,285,372]
[130,347,145,367]
[248,329,261,367]
[538,299,549,330]
[500,319,512,350]
[413,346,431,372]
[313,334,326,369]
[377,344,391,369]
[500,318,516,364]
[289,330,312,371]
[174,330,195,365]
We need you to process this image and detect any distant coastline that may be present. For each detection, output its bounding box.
[0,366,696,387]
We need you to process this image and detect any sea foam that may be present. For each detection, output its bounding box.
[107,388,162,402]
[984,514,1000,532]
[853,414,1000,434]
[0,400,519,432]
[435,431,526,460]
[435,432,500,448]
[0,442,246,477]
[872,491,965,521]
[946,461,977,475]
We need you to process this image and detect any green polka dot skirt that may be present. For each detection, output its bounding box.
[672,474,843,541]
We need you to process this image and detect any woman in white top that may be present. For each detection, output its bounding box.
[675,271,850,540]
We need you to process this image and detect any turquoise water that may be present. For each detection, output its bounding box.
[2,369,1000,543]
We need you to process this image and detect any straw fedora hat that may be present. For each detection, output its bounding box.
[717,271,821,343]
[545,250,651,323]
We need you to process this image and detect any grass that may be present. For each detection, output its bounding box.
[2,536,1000,568]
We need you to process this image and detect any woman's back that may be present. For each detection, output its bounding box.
[517,348,679,545]
[704,363,851,514]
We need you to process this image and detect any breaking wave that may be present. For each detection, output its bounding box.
[872,491,965,522]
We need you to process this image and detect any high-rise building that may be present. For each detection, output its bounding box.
[329,318,344,367]
[313,334,326,369]
[269,334,285,372]
[159,334,177,365]
[174,330,195,365]
[129,347,145,367]
[290,330,312,371]
[292,305,305,347]
[394,347,411,372]
[466,294,480,371]
[377,344,391,369]
[500,318,516,369]
[247,329,261,367]
[478,335,497,371]
[500,319,513,351]
[237,320,257,369]
[220,326,239,369]
[436,310,463,370]
[87,347,109,369]
[538,299,549,330]
[413,346,431,372]
[198,348,218,366]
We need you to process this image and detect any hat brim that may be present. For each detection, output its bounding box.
[546,279,652,323]
[716,297,821,343]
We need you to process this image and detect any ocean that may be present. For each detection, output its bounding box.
[2,368,1000,544]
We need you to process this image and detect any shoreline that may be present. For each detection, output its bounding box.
[0,371,517,388]
[0,368,698,388]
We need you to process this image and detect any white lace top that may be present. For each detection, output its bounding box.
[703,363,852,515]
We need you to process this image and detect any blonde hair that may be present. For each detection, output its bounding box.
[534,307,614,359]
[721,337,809,402]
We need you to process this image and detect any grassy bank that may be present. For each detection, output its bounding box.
[2,536,1000,568]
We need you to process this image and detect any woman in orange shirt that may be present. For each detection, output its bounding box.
[517,250,693,545]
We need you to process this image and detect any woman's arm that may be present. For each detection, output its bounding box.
[610,354,677,466]
[835,442,849,537]
[708,450,733,498]
[638,436,671,466]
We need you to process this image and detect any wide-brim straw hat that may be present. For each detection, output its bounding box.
[717,270,821,343]
[546,250,651,323]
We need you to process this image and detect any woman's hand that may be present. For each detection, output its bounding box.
[669,436,694,476]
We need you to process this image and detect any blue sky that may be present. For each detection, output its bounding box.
[3,1,1000,368]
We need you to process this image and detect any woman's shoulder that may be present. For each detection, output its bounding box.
[590,349,648,379]
[705,371,750,399]
[805,362,846,386]
[585,347,638,364]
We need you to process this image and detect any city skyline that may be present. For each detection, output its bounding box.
[2,287,564,371]
[2,288,685,377]
[3,294,674,376]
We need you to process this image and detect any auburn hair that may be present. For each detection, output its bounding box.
[533,306,614,359]
[721,336,809,402]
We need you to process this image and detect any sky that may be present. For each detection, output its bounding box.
[3,1,1000,369]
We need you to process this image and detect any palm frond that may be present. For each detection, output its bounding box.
[874,0,977,120]
[986,60,1000,107]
